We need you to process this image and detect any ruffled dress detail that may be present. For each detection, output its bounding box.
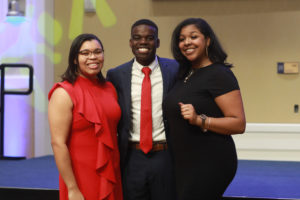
[48,76,123,200]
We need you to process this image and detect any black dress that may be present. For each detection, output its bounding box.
[163,63,239,200]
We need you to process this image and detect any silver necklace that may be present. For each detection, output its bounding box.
[184,69,195,83]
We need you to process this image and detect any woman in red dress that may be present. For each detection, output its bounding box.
[48,33,123,200]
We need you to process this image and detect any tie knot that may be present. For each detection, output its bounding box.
[142,67,151,76]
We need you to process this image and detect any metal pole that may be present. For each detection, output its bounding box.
[0,65,5,157]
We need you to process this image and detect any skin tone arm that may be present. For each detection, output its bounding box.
[48,88,85,200]
[179,90,246,135]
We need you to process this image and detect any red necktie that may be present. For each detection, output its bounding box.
[140,67,152,154]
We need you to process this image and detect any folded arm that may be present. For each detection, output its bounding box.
[179,90,246,135]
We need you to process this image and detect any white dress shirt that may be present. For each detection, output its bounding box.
[130,56,166,142]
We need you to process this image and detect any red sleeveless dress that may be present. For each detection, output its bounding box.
[48,76,123,200]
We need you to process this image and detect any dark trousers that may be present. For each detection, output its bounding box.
[123,148,176,200]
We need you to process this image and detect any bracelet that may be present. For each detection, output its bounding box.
[199,114,208,132]
[207,117,211,129]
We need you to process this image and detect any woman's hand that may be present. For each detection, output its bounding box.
[68,187,85,200]
[178,90,245,135]
[178,102,199,125]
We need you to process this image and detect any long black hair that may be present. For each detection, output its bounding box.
[61,33,105,84]
[171,18,232,79]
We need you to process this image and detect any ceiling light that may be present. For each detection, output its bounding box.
[7,0,24,17]
[5,0,26,24]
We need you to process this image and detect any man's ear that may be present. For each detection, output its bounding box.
[156,38,160,48]
[129,39,133,49]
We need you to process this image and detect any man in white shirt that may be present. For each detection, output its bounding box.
[107,19,179,200]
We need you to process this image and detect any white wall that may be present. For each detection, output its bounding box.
[234,123,300,161]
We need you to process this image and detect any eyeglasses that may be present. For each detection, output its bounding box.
[78,49,104,57]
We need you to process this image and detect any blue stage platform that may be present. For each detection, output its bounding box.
[224,160,300,199]
[0,156,300,200]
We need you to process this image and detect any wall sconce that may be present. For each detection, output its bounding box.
[84,0,96,13]
[6,0,26,24]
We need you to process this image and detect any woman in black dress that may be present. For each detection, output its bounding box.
[163,18,246,200]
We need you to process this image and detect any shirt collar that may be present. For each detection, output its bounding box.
[133,56,159,72]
